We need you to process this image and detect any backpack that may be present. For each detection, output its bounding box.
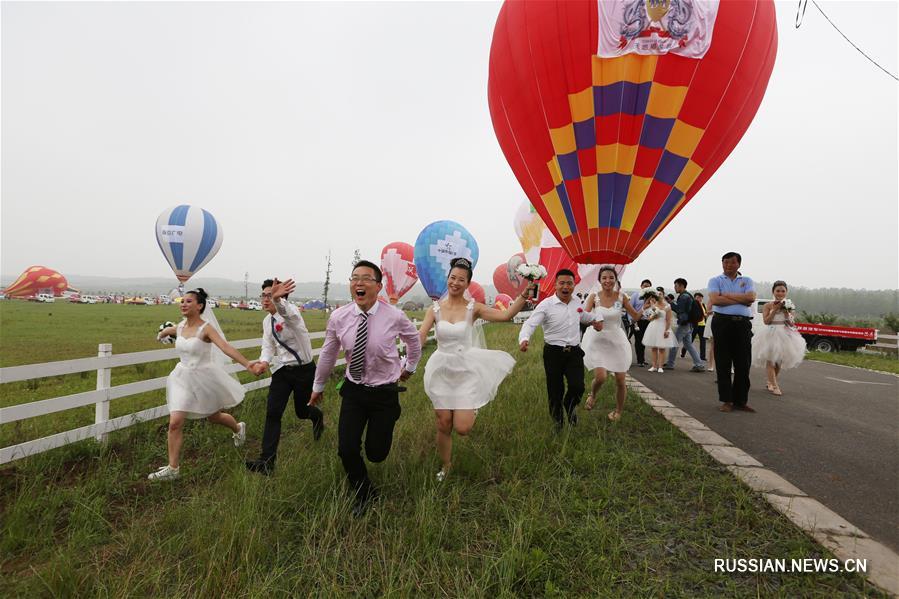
[687,294,704,325]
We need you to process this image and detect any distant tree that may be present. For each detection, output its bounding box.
[800,311,840,325]
[883,313,899,333]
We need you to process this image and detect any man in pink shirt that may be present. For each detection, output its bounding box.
[310,260,421,517]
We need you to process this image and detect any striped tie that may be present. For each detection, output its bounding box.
[348,312,368,382]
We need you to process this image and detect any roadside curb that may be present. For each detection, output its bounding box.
[626,375,899,597]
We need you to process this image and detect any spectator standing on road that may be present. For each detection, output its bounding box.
[682,292,709,361]
[630,279,653,367]
[708,252,757,413]
[664,278,706,372]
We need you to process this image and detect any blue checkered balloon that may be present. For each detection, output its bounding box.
[413,221,479,300]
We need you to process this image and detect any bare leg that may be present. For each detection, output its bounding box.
[707,339,715,370]
[588,368,607,410]
[167,411,187,468]
[772,363,782,394]
[435,410,454,472]
[766,362,777,390]
[613,372,626,415]
[207,410,239,433]
[452,410,477,436]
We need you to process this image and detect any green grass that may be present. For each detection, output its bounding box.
[0,308,884,597]
[806,350,899,375]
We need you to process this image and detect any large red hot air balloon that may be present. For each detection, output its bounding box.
[489,0,777,264]
[380,242,418,304]
[467,281,487,305]
[2,266,73,298]
[492,253,529,298]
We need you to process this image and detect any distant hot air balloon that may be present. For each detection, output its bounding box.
[380,242,418,304]
[413,220,480,300]
[2,265,72,298]
[513,201,546,264]
[494,293,514,309]
[489,0,777,264]
[155,205,223,284]
[466,281,486,305]
[492,253,529,298]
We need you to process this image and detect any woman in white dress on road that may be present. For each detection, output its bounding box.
[417,258,535,481]
[642,291,676,372]
[582,266,642,421]
[752,281,807,396]
[150,288,256,481]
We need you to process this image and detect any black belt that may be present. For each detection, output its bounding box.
[343,378,407,392]
[716,314,751,321]
[279,361,313,369]
[546,344,580,352]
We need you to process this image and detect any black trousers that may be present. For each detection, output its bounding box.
[542,344,585,425]
[337,380,401,498]
[260,362,319,463]
[692,325,707,360]
[633,319,649,364]
[711,315,752,406]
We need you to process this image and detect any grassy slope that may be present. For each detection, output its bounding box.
[0,304,884,596]
[805,350,899,375]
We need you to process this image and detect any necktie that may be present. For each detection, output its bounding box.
[272,317,302,366]
[348,312,368,382]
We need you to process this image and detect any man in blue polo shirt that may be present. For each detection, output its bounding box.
[708,252,757,412]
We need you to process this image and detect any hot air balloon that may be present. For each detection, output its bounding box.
[155,205,223,284]
[413,220,480,300]
[494,293,514,309]
[2,265,73,298]
[489,0,777,264]
[466,281,486,305]
[513,200,546,264]
[380,242,418,304]
[492,253,529,298]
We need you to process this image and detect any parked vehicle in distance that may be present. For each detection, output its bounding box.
[36,293,56,303]
[756,300,877,353]
[80,295,98,304]
[245,300,262,311]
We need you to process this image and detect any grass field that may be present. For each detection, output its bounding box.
[0,301,885,596]
[805,350,899,375]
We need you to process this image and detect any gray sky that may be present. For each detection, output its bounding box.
[2,1,897,291]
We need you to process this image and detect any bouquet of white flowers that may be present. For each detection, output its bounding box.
[644,307,662,321]
[638,287,658,300]
[516,263,548,298]
[157,321,176,344]
[782,299,795,311]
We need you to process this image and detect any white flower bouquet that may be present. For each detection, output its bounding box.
[157,321,176,344]
[516,263,548,298]
[644,307,662,321]
[639,287,658,299]
[782,299,795,311]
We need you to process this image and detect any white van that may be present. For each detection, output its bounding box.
[80,295,97,304]
[246,300,262,311]
[37,293,55,303]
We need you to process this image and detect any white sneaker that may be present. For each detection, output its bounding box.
[148,465,180,481]
[233,422,246,447]
[648,367,657,372]
[657,368,664,373]
[436,470,447,482]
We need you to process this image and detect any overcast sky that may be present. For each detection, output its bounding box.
[2,1,897,291]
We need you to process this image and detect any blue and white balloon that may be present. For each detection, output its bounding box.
[155,205,223,283]
[413,220,479,300]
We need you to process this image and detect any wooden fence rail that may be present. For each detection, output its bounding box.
[1,324,430,465]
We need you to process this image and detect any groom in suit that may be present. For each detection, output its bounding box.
[309,260,421,517]
[245,278,324,475]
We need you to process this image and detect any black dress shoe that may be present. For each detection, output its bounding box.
[312,412,325,442]
[245,459,274,475]
[351,487,379,518]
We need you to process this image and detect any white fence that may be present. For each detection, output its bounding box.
[1,326,430,465]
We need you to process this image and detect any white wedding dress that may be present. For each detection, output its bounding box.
[581,293,633,372]
[167,321,245,419]
[752,311,807,369]
[423,300,515,410]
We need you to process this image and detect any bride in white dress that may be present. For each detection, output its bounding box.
[418,258,535,481]
[149,288,257,481]
[582,266,643,421]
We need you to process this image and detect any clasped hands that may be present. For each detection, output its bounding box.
[246,361,268,376]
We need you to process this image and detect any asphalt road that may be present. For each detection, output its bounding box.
[628,355,899,553]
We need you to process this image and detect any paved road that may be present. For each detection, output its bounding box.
[628,356,899,552]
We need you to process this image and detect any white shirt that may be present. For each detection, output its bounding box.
[518,294,601,347]
[259,299,314,372]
